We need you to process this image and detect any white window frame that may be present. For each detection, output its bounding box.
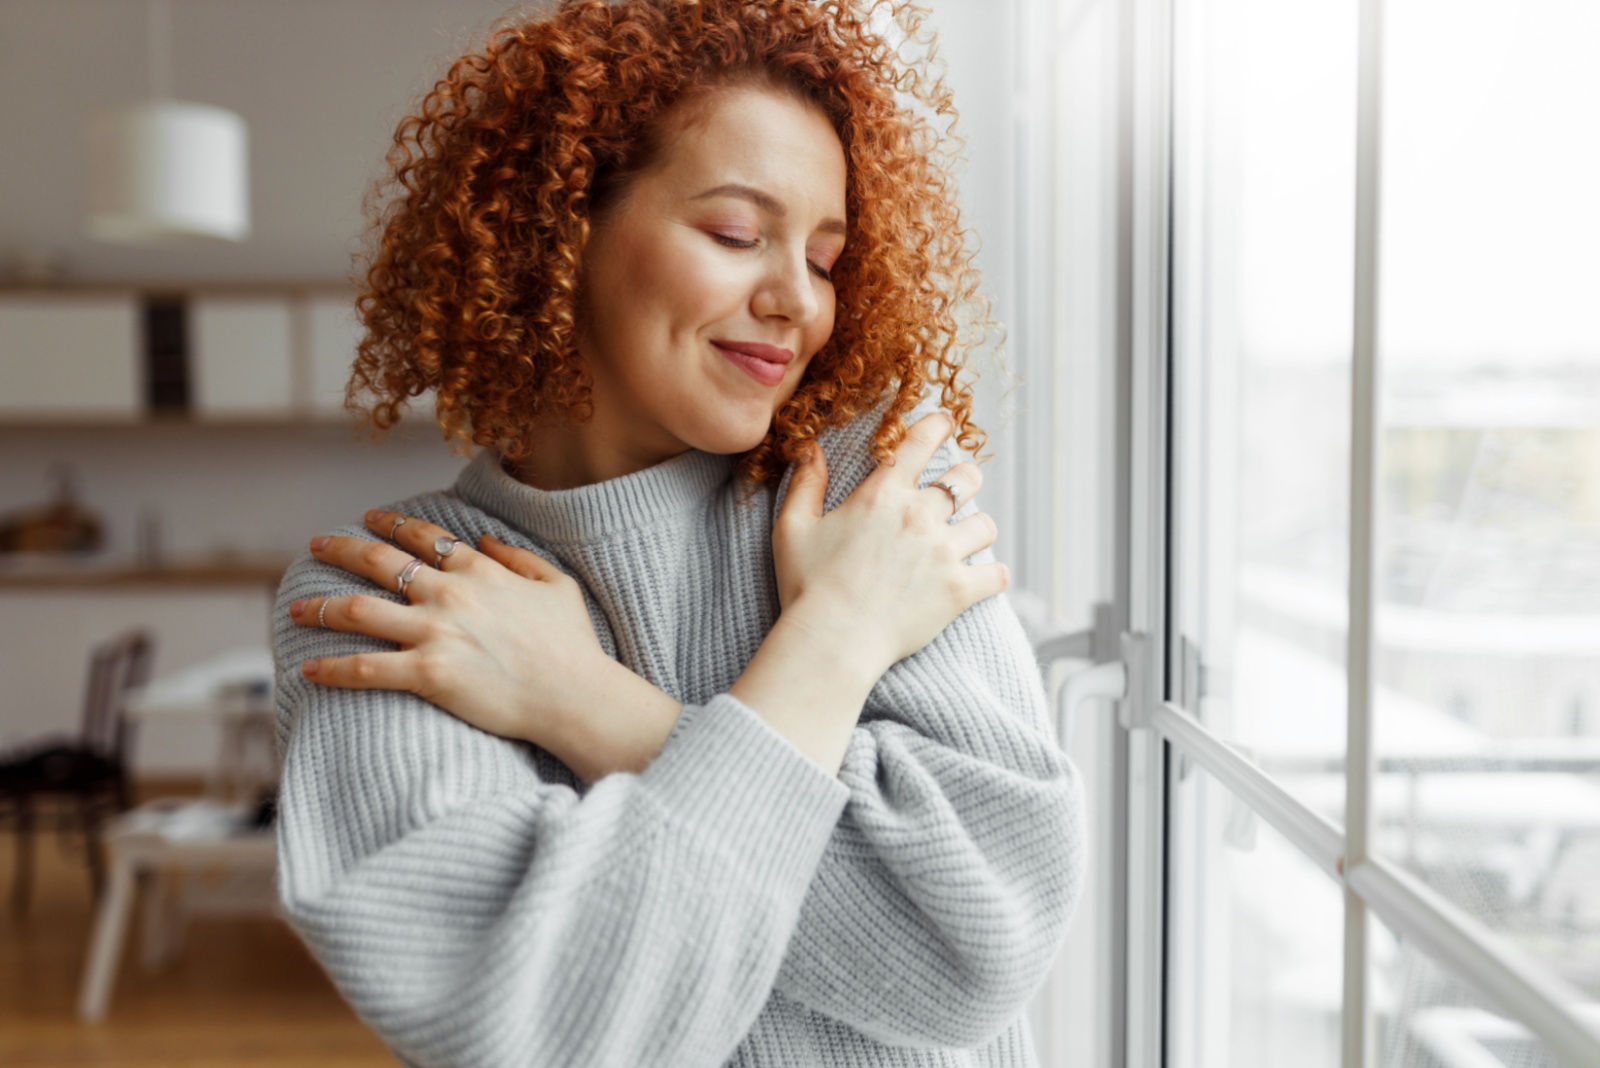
[1019,0,1600,1064]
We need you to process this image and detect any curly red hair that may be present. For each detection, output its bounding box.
[349,0,1000,486]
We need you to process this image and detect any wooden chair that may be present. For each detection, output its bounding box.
[0,628,154,914]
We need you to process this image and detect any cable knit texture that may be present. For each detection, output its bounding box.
[273,392,1085,1068]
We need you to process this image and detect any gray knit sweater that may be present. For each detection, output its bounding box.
[272,394,1085,1068]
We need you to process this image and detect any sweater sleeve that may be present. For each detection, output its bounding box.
[765,398,1087,1050]
[272,540,851,1068]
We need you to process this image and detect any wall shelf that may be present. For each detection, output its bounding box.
[0,556,292,591]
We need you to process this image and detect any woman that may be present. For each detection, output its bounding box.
[274,1,1084,1065]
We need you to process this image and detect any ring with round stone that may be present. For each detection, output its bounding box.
[388,515,408,542]
[433,535,462,568]
[394,557,424,596]
[931,480,962,517]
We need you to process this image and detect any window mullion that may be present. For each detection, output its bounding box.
[1342,0,1386,1064]
[1123,0,1175,1065]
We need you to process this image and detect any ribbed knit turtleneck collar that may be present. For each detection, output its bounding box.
[452,446,740,545]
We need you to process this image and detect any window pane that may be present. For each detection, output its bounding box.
[1372,0,1600,994]
[1168,764,1344,1068]
[1370,910,1591,1068]
[1169,0,1359,811]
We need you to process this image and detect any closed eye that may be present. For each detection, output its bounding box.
[712,233,832,282]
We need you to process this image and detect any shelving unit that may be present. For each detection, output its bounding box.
[0,284,379,427]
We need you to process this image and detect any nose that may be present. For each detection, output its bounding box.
[751,247,822,326]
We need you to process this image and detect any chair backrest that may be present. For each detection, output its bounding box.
[80,630,155,760]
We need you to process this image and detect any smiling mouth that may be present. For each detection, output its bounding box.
[711,340,794,364]
[712,341,792,387]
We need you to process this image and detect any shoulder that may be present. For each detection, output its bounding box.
[771,389,959,516]
[275,487,468,608]
[273,486,544,672]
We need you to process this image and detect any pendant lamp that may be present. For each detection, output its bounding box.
[85,0,250,243]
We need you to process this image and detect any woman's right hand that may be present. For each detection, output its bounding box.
[772,411,1010,680]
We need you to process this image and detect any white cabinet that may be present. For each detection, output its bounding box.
[190,296,295,417]
[303,294,361,415]
[0,287,418,425]
[0,293,141,417]
[303,293,436,424]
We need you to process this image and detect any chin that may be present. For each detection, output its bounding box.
[686,414,775,457]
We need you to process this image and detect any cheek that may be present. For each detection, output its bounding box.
[807,293,838,354]
[599,232,728,337]
[651,240,747,322]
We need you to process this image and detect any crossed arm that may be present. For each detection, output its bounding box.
[278,406,1083,1053]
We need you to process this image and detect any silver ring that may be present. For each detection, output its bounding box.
[317,600,330,629]
[433,535,461,568]
[394,557,424,596]
[388,515,408,542]
[931,480,961,516]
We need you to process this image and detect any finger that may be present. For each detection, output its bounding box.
[882,411,955,488]
[478,534,563,582]
[309,534,429,597]
[926,460,983,501]
[290,594,423,645]
[960,560,1012,605]
[301,650,416,691]
[921,460,983,521]
[779,440,829,524]
[366,509,476,572]
[946,510,999,560]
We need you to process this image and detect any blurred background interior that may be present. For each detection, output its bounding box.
[1,1,1597,1066]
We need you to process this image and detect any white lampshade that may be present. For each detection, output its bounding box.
[85,101,250,244]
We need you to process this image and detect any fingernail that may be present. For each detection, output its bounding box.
[302,660,319,676]
[366,509,384,524]
[290,599,304,617]
[310,536,329,551]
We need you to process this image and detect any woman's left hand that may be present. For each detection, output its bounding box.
[288,509,610,748]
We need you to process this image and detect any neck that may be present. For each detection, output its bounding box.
[508,412,691,491]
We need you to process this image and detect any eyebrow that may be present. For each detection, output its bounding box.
[690,183,847,236]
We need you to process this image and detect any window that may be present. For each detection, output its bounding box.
[1017,1,1600,1065]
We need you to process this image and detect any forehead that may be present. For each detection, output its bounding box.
[645,87,848,218]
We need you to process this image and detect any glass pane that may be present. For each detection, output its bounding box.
[1169,0,1359,810]
[1167,764,1344,1068]
[1370,910,1594,1068]
[1372,0,1600,994]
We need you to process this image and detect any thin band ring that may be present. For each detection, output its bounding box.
[388,515,408,542]
[317,600,330,629]
[394,558,424,596]
[931,480,962,517]
[433,535,462,568]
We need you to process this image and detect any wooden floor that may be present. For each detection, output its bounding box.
[0,784,394,1067]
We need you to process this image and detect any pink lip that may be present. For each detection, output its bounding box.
[712,340,794,364]
[712,340,793,388]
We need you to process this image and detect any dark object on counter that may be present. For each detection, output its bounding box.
[0,464,104,555]
[0,629,153,914]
